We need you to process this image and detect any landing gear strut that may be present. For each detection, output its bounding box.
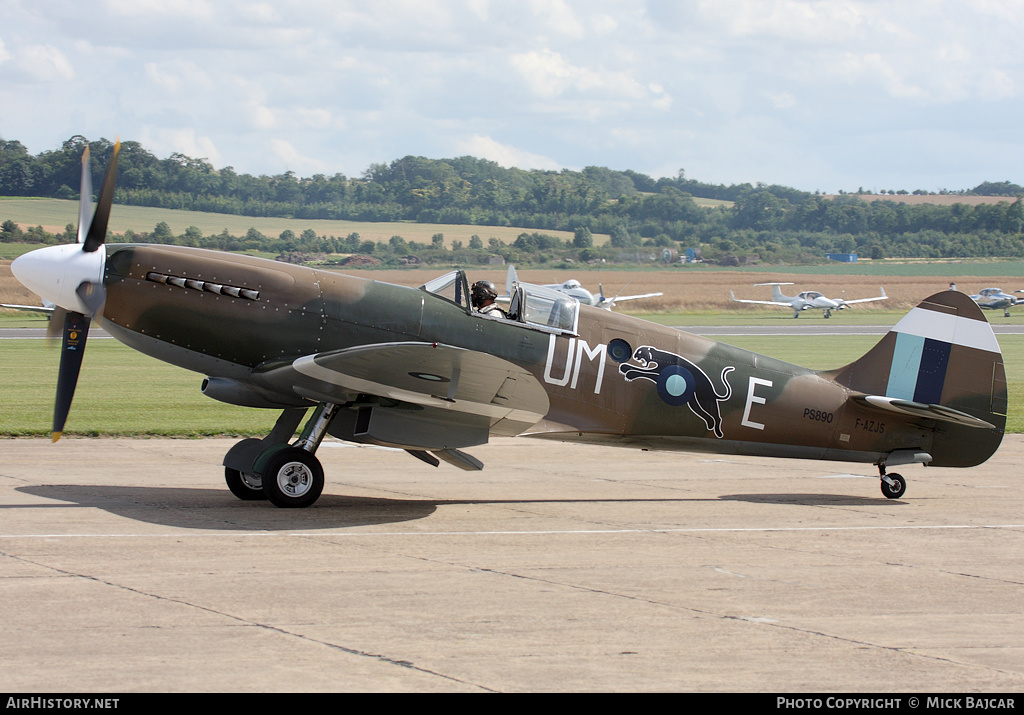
[223,403,341,508]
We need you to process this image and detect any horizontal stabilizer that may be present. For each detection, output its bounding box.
[855,395,997,430]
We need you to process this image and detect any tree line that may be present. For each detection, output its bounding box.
[3,135,1024,265]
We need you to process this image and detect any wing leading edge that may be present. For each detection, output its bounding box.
[255,342,550,450]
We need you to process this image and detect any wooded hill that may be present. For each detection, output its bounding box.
[3,135,1023,266]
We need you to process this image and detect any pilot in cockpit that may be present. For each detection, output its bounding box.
[471,280,508,319]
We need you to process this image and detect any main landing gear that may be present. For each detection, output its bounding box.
[222,403,340,508]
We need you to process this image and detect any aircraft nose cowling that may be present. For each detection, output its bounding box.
[11,244,106,315]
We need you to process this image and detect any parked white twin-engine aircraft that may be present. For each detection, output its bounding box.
[730,282,888,318]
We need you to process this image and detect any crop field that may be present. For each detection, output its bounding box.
[0,198,601,248]
[359,265,1024,316]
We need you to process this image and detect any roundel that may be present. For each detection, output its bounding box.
[656,365,696,407]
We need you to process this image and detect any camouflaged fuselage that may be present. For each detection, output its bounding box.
[98,244,1005,468]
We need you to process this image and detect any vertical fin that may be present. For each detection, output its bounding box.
[828,290,1006,466]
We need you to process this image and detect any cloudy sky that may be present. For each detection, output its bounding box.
[2,0,1022,193]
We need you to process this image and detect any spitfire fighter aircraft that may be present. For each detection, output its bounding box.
[543,278,662,310]
[11,144,1007,507]
[969,287,1022,318]
[731,282,888,318]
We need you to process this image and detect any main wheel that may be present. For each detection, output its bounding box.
[262,448,324,508]
[225,467,266,500]
[880,473,906,499]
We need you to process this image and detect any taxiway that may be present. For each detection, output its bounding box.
[1,436,1022,692]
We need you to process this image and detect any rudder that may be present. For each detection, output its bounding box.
[828,290,1006,466]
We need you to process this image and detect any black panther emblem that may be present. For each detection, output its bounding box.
[619,346,734,438]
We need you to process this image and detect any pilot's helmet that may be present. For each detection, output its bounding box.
[471,280,498,308]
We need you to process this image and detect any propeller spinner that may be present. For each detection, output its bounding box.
[10,141,120,441]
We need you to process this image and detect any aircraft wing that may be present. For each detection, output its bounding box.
[839,288,887,306]
[1,303,56,313]
[729,291,790,307]
[254,342,550,449]
[599,292,663,309]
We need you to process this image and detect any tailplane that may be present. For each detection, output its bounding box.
[828,290,1007,467]
[754,282,794,302]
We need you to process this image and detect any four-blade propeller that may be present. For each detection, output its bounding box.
[11,141,120,441]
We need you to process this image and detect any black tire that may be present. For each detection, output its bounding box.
[880,473,906,499]
[225,467,266,500]
[262,448,324,508]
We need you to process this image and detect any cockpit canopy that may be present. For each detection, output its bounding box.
[421,270,579,335]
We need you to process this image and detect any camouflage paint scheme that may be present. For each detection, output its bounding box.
[20,142,1004,507]
[99,243,1005,474]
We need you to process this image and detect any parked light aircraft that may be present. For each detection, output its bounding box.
[969,287,1022,318]
[542,278,662,310]
[11,144,1007,507]
[730,282,888,318]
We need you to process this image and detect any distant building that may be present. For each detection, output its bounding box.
[826,253,858,263]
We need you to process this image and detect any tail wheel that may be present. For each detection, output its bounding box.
[262,448,324,508]
[880,473,906,499]
[225,467,266,501]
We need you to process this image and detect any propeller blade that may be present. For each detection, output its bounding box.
[52,311,91,442]
[75,280,106,316]
[46,306,68,341]
[77,147,94,244]
[82,140,120,253]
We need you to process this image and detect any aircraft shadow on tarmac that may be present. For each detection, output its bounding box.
[15,485,898,531]
[719,493,904,506]
[16,485,437,531]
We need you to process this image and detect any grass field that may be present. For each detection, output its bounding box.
[2,332,1020,436]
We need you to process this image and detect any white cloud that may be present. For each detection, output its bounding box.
[510,49,604,98]
[139,127,223,167]
[270,138,330,174]
[17,44,75,81]
[104,0,215,20]
[526,0,586,40]
[144,60,213,94]
[455,135,560,171]
[1,0,1023,192]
